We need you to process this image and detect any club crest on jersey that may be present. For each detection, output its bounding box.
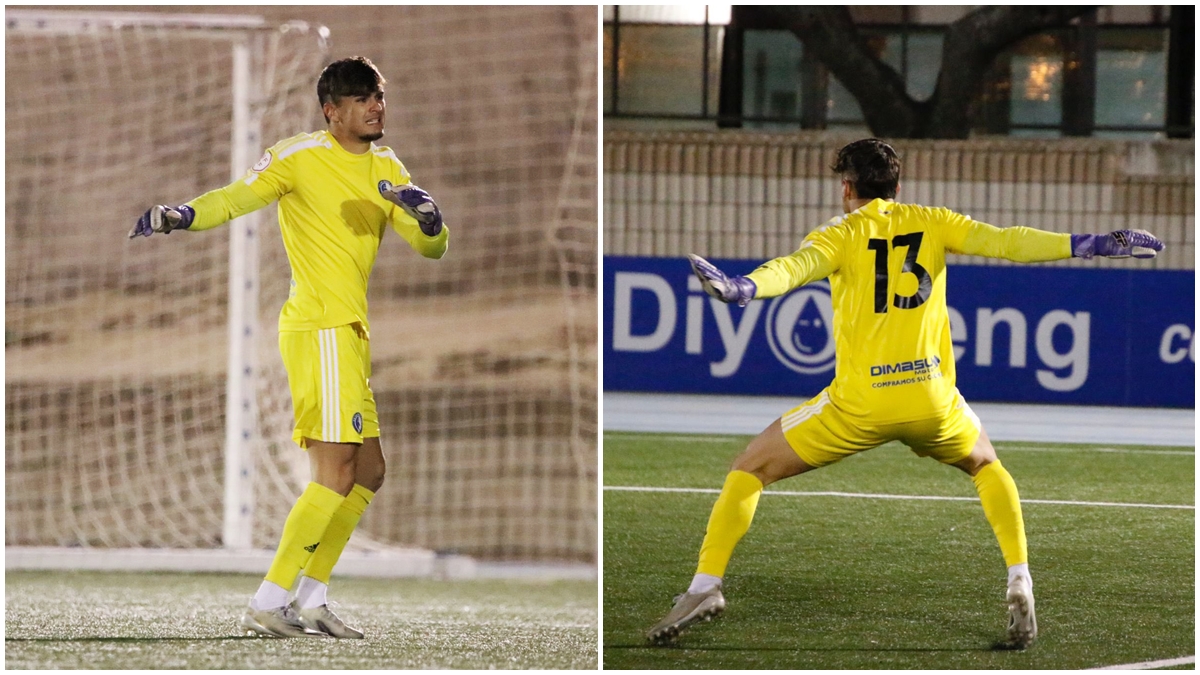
[765,280,837,375]
[352,412,363,434]
[252,151,272,172]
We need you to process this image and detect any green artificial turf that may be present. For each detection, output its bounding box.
[603,432,1194,669]
[6,572,597,669]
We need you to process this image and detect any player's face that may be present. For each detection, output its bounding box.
[334,88,386,143]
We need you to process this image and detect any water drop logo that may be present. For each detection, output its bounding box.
[765,281,836,374]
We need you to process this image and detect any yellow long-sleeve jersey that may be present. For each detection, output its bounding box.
[186,130,449,333]
[746,198,1071,424]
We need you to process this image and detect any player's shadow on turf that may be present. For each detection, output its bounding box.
[6,636,263,642]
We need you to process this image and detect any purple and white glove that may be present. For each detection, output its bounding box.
[688,254,757,307]
[378,180,443,236]
[1071,229,1164,259]
[128,204,195,239]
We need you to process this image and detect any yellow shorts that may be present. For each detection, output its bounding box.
[780,388,982,468]
[279,323,380,448]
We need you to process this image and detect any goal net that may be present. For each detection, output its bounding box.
[6,8,597,569]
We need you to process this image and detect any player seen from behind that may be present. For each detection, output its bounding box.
[650,138,1164,649]
[130,56,449,639]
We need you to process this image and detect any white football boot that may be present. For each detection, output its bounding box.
[646,585,726,645]
[1005,575,1037,649]
[295,603,365,639]
[240,602,325,638]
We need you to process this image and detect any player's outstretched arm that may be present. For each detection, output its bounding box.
[950,215,1165,263]
[129,179,280,240]
[687,254,757,307]
[128,204,196,238]
[1070,229,1164,259]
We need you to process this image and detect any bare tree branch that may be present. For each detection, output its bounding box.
[759,6,919,137]
[929,6,1097,137]
[756,5,1098,138]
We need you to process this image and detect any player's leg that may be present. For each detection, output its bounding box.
[648,391,872,644]
[293,326,380,638]
[293,438,383,639]
[694,418,815,583]
[950,430,1036,648]
[647,419,808,644]
[243,327,357,637]
[908,396,1035,648]
[242,439,352,637]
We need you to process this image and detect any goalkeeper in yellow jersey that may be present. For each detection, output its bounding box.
[130,57,449,639]
[649,139,1164,649]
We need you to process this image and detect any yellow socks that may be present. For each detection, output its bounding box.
[972,461,1028,567]
[302,484,375,584]
[264,482,345,590]
[697,470,764,578]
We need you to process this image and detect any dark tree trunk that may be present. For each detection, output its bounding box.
[758,5,1097,138]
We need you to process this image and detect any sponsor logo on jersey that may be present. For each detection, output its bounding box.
[870,355,942,377]
[765,281,837,375]
[352,412,363,434]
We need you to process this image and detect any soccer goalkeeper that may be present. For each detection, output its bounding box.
[130,56,449,639]
[649,138,1164,649]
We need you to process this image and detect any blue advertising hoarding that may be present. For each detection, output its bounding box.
[603,256,1195,408]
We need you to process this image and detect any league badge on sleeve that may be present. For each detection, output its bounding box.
[252,151,273,172]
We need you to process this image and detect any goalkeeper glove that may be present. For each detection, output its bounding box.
[1070,229,1164,259]
[128,204,195,239]
[378,180,443,236]
[688,254,757,307]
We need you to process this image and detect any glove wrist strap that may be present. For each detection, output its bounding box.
[1069,233,1096,259]
[175,205,196,231]
[730,277,757,307]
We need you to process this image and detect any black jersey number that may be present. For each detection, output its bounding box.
[867,233,932,313]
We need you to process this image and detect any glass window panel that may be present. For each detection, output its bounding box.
[1010,128,1063,138]
[603,5,614,22]
[1094,129,1164,140]
[743,30,804,123]
[825,123,872,136]
[603,25,614,114]
[905,33,943,100]
[1009,35,1064,129]
[706,25,724,116]
[612,5,730,26]
[827,32,896,125]
[1094,30,1167,129]
[827,76,865,124]
[863,31,903,74]
[617,25,706,115]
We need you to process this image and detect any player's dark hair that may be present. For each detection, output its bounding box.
[831,138,900,200]
[317,56,386,123]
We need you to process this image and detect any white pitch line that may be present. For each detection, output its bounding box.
[602,434,1195,456]
[604,485,1195,510]
[1001,446,1194,456]
[1089,655,1196,670]
[603,433,743,444]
